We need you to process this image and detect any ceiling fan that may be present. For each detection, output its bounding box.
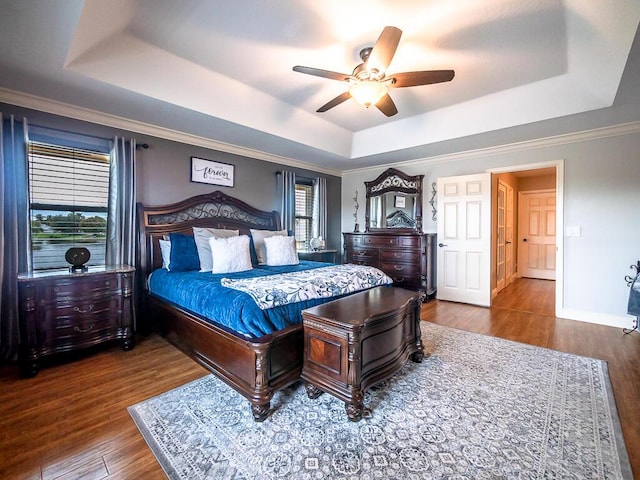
[293,26,455,117]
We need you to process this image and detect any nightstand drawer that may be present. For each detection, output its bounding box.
[44,315,121,347]
[42,297,121,325]
[44,276,117,300]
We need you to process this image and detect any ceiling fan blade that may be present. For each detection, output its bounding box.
[366,26,402,74]
[375,93,398,117]
[317,91,352,112]
[293,66,351,82]
[390,70,455,88]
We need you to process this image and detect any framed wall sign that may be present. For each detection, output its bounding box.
[394,195,406,208]
[191,157,234,187]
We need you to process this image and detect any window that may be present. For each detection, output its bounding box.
[28,142,111,270]
[295,180,314,250]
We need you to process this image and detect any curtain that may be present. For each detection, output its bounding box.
[106,137,137,267]
[312,176,327,241]
[279,170,296,232]
[1,115,30,361]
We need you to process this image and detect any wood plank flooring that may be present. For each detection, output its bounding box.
[1,277,638,479]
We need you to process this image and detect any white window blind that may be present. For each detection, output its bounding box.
[28,142,110,270]
[295,182,314,250]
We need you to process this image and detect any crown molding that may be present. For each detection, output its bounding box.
[3,87,639,180]
[0,88,343,177]
[343,120,640,176]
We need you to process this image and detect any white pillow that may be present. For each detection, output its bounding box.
[250,229,287,265]
[209,235,253,274]
[264,235,299,266]
[193,227,239,272]
[159,239,171,270]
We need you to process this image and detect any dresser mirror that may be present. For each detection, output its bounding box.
[364,168,424,232]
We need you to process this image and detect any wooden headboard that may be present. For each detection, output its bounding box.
[136,190,281,283]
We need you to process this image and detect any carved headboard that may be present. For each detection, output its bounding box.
[136,190,281,283]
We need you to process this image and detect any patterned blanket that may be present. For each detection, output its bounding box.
[221,264,392,309]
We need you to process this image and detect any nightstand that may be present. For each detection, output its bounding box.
[298,249,337,263]
[18,265,135,377]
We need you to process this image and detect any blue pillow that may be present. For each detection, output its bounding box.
[168,233,200,271]
[249,236,259,267]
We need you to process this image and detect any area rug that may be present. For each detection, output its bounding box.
[128,323,633,479]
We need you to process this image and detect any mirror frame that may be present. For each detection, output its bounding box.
[364,167,424,233]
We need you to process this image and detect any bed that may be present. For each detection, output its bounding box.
[136,190,391,421]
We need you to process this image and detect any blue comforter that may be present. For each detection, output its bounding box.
[149,261,363,338]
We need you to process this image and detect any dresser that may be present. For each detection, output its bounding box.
[343,232,436,299]
[18,265,135,376]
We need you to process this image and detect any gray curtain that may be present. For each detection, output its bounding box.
[279,170,296,232]
[106,137,137,267]
[312,176,327,241]
[1,115,30,361]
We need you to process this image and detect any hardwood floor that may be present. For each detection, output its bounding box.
[0,336,208,479]
[1,278,638,479]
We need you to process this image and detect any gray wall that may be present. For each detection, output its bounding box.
[342,128,640,328]
[1,103,342,251]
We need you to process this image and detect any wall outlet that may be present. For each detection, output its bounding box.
[566,226,581,237]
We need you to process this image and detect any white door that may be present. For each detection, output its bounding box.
[519,190,556,280]
[496,180,515,295]
[437,173,492,306]
[496,182,507,293]
[505,183,515,285]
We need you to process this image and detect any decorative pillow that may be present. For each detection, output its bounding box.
[250,229,287,265]
[193,227,239,272]
[264,235,299,266]
[159,239,171,270]
[168,233,200,272]
[209,235,253,274]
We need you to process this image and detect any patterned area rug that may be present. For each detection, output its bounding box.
[129,323,633,479]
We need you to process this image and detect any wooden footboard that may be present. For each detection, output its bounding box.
[149,294,303,420]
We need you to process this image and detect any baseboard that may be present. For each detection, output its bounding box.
[556,308,637,330]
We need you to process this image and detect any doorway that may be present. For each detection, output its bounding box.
[490,162,561,315]
[436,161,563,314]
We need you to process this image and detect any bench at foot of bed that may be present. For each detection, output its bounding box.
[301,286,424,422]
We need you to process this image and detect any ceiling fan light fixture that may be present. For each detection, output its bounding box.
[349,81,388,108]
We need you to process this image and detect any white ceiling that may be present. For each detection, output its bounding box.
[0,0,639,174]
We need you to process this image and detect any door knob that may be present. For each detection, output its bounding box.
[438,243,448,247]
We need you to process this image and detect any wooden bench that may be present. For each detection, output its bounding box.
[300,286,424,421]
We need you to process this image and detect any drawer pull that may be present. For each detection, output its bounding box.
[73,323,95,333]
[393,265,404,270]
[73,304,94,314]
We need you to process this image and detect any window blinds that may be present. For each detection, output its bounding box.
[28,142,110,269]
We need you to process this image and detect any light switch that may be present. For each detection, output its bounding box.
[566,226,581,237]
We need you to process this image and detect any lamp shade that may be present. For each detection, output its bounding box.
[349,81,388,108]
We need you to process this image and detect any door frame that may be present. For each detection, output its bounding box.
[488,159,564,316]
